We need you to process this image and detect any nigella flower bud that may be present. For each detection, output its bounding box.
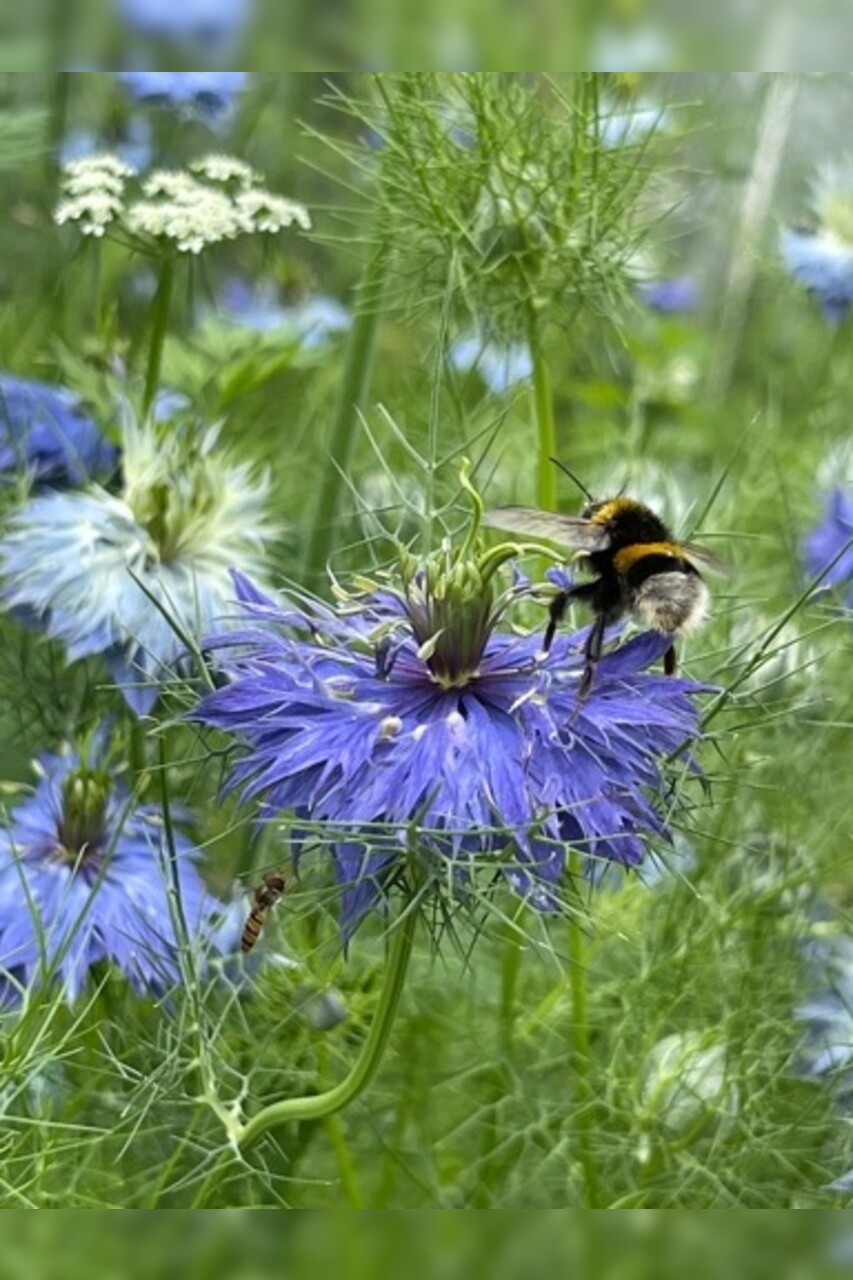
[638,1031,738,1157]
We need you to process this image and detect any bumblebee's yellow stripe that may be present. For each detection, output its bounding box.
[612,541,685,573]
[591,498,649,525]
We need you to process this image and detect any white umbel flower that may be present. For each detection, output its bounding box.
[127,180,252,254]
[55,191,124,238]
[54,152,310,254]
[191,154,260,187]
[234,188,312,234]
[54,155,136,237]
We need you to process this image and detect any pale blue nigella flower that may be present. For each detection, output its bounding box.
[636,276,698,313]
[600,102,666,149]
[117,0,251,52]
[0,375,118,488]
[60,118,153,173]
[449,335,533,395]
[781,228,853,324]
[117,72,249,122]
[195,561,707,940]
[215,280,351,348]
[0,419,276,715]
[0,747,222,1003]
[803,489,853,605]
[781,168,853,324]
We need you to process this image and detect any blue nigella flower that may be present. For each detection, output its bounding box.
[213,280,351,348]
[0,376,119,489]
[795,926,853,1191]
[0,419,276,715]
[781,168,853,324]
[781,228,853,325]
[803,489,853,606]
[59,118,153,173]
[117,0,251,52]
[449,335,533,395]
[0,747,222,1003]
[117,72,249,122]
[636,276,699,314]
[195,549,706,940]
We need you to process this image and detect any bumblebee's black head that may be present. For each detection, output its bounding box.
[584,497,672,549]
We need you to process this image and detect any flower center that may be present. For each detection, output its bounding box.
[402,554,495,689]
[56,767,109,862]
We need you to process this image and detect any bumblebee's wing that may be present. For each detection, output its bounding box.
[484,507,611,552]
[678,541,731,577]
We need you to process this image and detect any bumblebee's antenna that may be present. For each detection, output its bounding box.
[549,457,595,504]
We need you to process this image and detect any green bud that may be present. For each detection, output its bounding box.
[638,1031,738,1152]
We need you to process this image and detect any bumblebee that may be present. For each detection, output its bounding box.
[485,495,724,699]
[241,872,286,954]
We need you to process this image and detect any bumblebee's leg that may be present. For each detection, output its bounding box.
[543,591,570,652]
[663,643,677,677]
[544,581,600,653]
[577,611,607,702]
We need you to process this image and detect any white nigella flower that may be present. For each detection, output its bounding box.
[0,416,277,715]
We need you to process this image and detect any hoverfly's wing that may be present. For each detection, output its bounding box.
[484,507,612,552]
[678,541,731,577]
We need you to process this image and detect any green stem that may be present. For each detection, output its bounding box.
[236,908,416,1149]
[567,849,600,1208]
[47,72,72,176]
[323,1113,364,1208]
[143,257,175,418]
[499,903,525,1055]
[526,300,557,512]
[302,239,390,586]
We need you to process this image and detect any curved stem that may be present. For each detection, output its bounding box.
[567,849,600,1208]
[236,907,416,1148]
[143,257,174,417]
[526,300,557,513]
[302,239,390,587]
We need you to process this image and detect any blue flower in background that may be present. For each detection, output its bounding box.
[195,568,706,939]
[214,280,351,348]
[0,748,222,1003]
[600,103,666,149]
[0,421,276,715]
[637,276,699,314]
[781,167,853,324]
[117,0,251,51]
[117,72,249,122]
[0,376,119,489]
[449,335,533,395]
[803,489,853,605]
[781,228,853,325]
[60,118,153,173]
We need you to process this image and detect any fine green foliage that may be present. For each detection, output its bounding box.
[0,71,849,1210]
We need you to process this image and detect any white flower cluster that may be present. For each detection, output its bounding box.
[127,170,251,255]
[54,153,311,255]
[54,154,136,238]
